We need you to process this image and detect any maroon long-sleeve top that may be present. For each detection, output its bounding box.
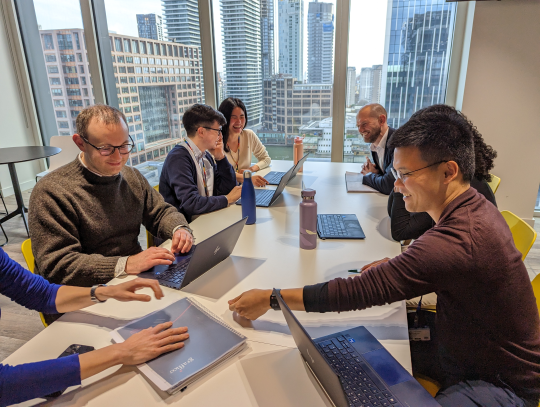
[304,187,540,400]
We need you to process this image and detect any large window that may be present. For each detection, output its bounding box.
[213,0,336,161]
[103,0,205,165]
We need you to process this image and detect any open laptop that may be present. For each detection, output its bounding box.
[236,164,295,207]
[139,218,247,290]
[317,214,366,240]
[265,153,310,186]
[275,290,440,407]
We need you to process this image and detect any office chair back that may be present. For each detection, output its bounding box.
[21,239,48,327]
[488,174,501,194]
[501,210,537,261]
[49,136,81,171]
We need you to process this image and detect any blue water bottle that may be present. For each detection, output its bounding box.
[241,171,256,225]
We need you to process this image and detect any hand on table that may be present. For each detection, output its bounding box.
[361,257,391,272]
[361,158,380,175]
[125,247,176,275]
[228,289,272,320]
[117,322,189,365]
[251,175,269,187]
[171,228,193,254]
[96,278,164,302]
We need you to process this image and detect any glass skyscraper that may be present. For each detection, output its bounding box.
[382,0,457,128]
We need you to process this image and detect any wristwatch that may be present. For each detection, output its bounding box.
[90,284,108,303]
[270,289,281,311]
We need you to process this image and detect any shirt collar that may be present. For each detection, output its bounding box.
[186,137,205,161]
[370,127,389,151]
[78,152,104,177]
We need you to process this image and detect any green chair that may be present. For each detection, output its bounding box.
[21,239,48,327]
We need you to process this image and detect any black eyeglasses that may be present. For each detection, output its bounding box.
[201,127,223,136]
[80,135,134,156]
[391,160,448,181]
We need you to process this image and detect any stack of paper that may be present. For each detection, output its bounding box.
[111,298,247,395]
[345,172,378,193]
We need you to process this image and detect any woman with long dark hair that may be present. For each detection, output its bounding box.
[218,98,271,187]
[387,104,498,241]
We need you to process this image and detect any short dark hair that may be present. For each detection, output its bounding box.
[76,104,127,139]
[218,98,249,152]
[182,104,227,137]
[389,111,475,182]
[410,104,497,182]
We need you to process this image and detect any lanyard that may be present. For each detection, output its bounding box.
[185,140,209,197]
[229,136,240,172]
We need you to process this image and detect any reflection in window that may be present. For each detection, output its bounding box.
[45,54,56,62]
[74,32,80,50]
[42,34,54,50]
[57,34,73,50]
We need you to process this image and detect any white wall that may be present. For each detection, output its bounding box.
[461,0,540,223]
[0,7,43,197]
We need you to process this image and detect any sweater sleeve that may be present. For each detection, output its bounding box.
[388,191,434,241]
[134,169,189,240]
[249,131,271,170]
[0,248,59,313]
[29,182,118,286]
[0,354,81,406]
[161,148,228,221]
[212,154,237,196]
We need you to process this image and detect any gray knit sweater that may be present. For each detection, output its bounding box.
[29,158,189,286]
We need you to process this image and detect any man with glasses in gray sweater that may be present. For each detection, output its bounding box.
[29,104,193,323]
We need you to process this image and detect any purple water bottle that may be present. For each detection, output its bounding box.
[300,188,317,250]
[241,171,256,225]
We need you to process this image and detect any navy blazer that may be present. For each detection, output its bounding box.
[159,144,237,223]
[362,127,396,195]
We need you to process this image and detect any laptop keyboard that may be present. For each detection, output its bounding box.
[318,214,351,238]
[265,171,285,184]
[255,189,275,206]
[157,258,190,286]
[317,334,402,407]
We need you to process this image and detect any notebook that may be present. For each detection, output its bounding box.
[110,298,247,394]
[345,172,378,193]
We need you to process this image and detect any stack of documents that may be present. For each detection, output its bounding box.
[345,172,378,193]
[111,298,247,394]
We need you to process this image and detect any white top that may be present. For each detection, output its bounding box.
[224,129,271,172]
[184,137,214,197]
[370,127,389,171]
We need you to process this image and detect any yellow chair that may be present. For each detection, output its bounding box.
[21,239,48,327]
[487,174,501,194]
[501,210,537,261]
[146,184,160,248]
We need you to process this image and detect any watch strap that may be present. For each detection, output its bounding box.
[90,284,107,303]
[270,289,281,310]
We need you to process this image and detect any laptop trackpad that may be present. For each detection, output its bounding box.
[362,348,411,387]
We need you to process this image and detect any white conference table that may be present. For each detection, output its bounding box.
[7,160,406,406]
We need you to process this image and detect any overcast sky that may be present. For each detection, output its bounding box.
[35,0,387,76]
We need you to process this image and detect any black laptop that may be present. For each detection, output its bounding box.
[275,290,440,407]
[265,153,310,186]
[317,214,366,240]
[236,163,295,207]
[139,218,247,289]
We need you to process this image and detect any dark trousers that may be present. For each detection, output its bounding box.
[408,311,538,407]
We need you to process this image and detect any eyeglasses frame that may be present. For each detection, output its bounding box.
[391,160,449,181]
[80,134,135,156]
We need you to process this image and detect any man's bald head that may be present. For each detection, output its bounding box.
[356,104,389,144]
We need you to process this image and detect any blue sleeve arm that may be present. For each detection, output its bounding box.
[0,249,59,314]
[362,165,395,195]
[212,155,237,196]
[0,355,81,406]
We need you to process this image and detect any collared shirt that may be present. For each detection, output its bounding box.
[370,127,389,171]
[185,137,215,197]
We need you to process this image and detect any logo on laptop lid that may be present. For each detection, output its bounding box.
[214,246,221,255]
[306,348,315,364]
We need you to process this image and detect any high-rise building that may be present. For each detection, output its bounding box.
[307,1,334,84]
[357,65,382,105]
[382,0,456,127]
[277,0,303,81]
[371,65,382,105]
[40,28,203,166]
[221,0,263,126]
[162,0,200,46]
[136,14,164,41]
[261,0,276,80]
[217,72,226,103]
[346,67,356,107]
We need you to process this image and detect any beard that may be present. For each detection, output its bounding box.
[362,125,382,144]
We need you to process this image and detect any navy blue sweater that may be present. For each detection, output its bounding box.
[160,144,237,223]
[0,248,81,406]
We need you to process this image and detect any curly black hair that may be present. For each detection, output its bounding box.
[410,105,497,182]
[217,98,248,153]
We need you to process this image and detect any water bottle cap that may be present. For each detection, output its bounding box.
[294,136,304,144]
[301,188,316,197]
[243,170,252,179]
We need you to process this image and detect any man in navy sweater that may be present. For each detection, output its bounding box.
[160,104,241,223]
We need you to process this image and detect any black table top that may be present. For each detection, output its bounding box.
[0,146,61,165]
